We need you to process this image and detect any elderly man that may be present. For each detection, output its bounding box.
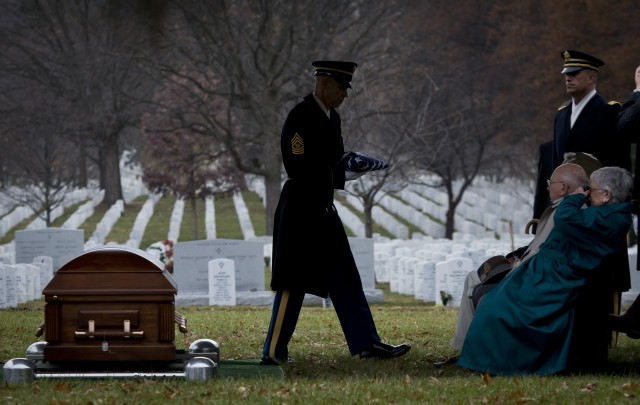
[436,163,590,366]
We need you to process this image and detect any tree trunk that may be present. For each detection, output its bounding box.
[445,205,455,239]
[363,199,374,238]
[101,135,123,206]
[77,140,88,188]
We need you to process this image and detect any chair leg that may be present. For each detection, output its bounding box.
[610,290,620,347]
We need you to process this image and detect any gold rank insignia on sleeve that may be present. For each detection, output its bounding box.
[291,132,304,155]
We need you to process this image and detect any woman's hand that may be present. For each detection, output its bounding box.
[571,186,590,197]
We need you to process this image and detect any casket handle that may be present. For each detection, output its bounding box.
[35,321,45,337]
[74,319,144,339]
[175,311,188,333]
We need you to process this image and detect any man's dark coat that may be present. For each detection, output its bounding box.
[270,93,362,298]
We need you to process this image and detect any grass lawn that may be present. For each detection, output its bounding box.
[2,192,640,403]
[1,295,640,404]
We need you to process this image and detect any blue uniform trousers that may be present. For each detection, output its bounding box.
[262,283,381,359]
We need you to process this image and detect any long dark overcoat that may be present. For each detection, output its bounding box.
[618,91,640,269]
[552,94,630,169]
[551,93,632,292]
[270,93,362,298]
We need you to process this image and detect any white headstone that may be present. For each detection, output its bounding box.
[2,264,17,308]
[374,251,390,283]
[388,256,401,293]
[14,264,28,304]
[173,239,264,304]
[15,229,84,271]
[32,258,54,292]
[0,252,14,264]
[348,237,375,290]
[434,257,472,307]
[414,261,437,302]
[0,264,6,308]
[208,258,237,306]
[24,264,41,300]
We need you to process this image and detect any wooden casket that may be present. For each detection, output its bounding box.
[41,246,181,362]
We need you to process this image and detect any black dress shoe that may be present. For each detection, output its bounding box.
[259,355,294,366]
[433,355,459,367]
[609,314,640,339]
[359,342,411,359]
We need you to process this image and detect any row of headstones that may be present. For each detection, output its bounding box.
[171,236,381,306]
[24,188,97,232]
[205,196,216,239]
[126,194,161,248]
[0,205,34,239]
[0,147,146,241]
[334,200,366,238]
[167,198,185,242]
[84,200,125,248]
[0,188,98,239]
[194,233,544,308]
[0,256,54,309]
[345,194,409,239]
[373,235,640,308]
[232,192,256,240]
[244,174,533,241]
[61,190,105,230]
[404,177,533,232]
[3,225,637,309]
[372,234,534,307]
[245,175,441,239]
[376,192,446,238]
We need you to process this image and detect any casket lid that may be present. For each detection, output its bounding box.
[42,245,178,296]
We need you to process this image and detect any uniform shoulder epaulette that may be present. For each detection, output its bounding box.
[557,101,570,111]
[608,100,621,106]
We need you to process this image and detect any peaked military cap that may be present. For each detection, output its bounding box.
[312,60,357,88]
[560,50,604,74]
[562,151,602,177]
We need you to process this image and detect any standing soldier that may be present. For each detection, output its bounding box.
[260,60,410,365]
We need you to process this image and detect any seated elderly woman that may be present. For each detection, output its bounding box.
[457,166,633,376]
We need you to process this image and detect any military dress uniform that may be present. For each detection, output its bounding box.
[618,89,640,217]
[534,52,631,221]
[608,86,640,337]
[260,61,409,364]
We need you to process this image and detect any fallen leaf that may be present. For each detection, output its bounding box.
[55,381,70,393]
[483,370,492,385]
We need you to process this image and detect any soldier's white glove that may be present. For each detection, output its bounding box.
[345,170,365,181]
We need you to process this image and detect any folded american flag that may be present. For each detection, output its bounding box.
[341,151,389,172]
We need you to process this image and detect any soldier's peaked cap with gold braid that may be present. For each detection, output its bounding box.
[312,60,357,88]
[560,50,604,74]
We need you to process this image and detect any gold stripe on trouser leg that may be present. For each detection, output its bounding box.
[268,290,290,359]
[611,289,620,347]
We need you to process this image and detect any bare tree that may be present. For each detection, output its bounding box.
[398,75,499,239]
[140,77,243,239]
[2,115,79,226]
[148,0,407,235]
[0,0,164,206]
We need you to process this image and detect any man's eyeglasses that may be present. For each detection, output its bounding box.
[546,180,564,187]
